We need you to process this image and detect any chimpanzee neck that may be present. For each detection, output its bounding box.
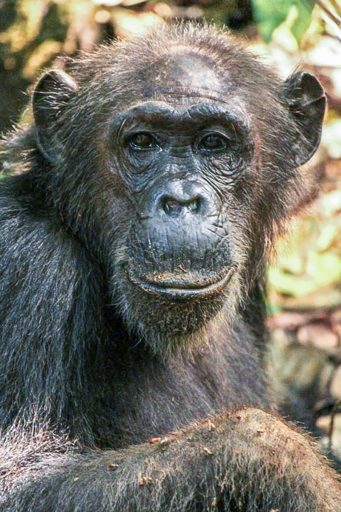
[83,311,270,448]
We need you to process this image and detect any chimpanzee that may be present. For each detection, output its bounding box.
[0,23,339,512]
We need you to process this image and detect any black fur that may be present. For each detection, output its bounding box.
[0,23,339,511]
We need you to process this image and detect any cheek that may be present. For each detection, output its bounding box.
[223,198,255,262]
[110,146,160,193]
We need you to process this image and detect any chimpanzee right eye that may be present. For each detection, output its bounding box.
[127,132,159,151]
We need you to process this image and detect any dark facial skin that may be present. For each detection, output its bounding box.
[111,100,252,298]
[107,55,253,318]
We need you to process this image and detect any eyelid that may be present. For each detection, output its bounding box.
[195,131,231,153]
[201,124,237,139]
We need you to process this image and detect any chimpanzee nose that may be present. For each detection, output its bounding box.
[156,181,212,218]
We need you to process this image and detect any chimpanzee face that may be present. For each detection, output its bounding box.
[105,59,258,351]
[32,47,325,356]
[110,99,253,298]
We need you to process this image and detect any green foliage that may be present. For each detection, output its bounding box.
[252,0,316,43]
[268,187,341,309]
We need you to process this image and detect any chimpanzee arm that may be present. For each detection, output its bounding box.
[2,409,340,512]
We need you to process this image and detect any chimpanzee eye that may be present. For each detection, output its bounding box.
[198,133,228,153]
[127,132,158,151]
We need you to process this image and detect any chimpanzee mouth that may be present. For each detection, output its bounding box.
[126,267,235,301]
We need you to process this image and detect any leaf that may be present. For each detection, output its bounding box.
[306,253,341,287]
[290,0,316,43]
[252,0,292,42]
[252,0,316,44]
[268,267,318,297]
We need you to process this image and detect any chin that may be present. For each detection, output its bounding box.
[112,268,241,359]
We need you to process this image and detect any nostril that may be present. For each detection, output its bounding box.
[187,197,200,213]
[162,197,183,217]
[161,196,201,217]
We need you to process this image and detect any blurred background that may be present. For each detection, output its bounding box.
[0,0,340,464]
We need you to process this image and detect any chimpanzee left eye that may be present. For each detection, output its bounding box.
[197,133,228,153]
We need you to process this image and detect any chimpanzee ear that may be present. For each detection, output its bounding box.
[283,72,326,166]
[33,70,78,163]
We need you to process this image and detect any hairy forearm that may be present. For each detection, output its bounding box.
[1,409,340,512]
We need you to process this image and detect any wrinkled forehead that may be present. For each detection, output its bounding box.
[141,52,225,102]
